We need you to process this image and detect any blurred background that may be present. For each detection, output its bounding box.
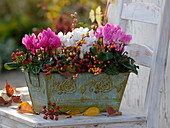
[0,0,107,89]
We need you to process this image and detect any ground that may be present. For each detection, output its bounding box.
[0,70,26,89]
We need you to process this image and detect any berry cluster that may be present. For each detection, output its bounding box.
[11,49,31,66]
[42,102,60,120]
[71,12,78,30]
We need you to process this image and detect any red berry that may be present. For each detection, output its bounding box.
[82,69,85,72]
[46,71,51,75]
[43,115,48,119]
[43,69,48,73]
[76,68,81,72]
[50,108,54,113]
[55,111,59,116]
[16,53,20,56]
[46,64,49,68]
[27,58,31,62]
[63,65,67,69]
[57,61,61,65]
[52,103,56,107]
[71,14,75,18]
[48,102,51,105]
[56,106,60,110]
[73,19,78,22]
[11,53,15,57]
[48,67,53,70]
[25,61,28,65]
[74,12,77,15]
[55,116,59,120]
[76,64,80,67]
[16,49,20,52]
[12,57,16,61]
[50,115,54,120]
[21,51,25,55]
[42,109,47,114]
[56,66,60,69]
[46,111,51,115]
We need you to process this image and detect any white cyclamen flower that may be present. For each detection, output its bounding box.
[58,28,96,55]
[58,32,75,47]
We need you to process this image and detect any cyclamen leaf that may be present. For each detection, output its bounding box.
[122,63,139,75]
[4,62,21,70]
[83,107,100,116]
[97,52,114,61]
[106,64,119,75]
[90,47,97,55]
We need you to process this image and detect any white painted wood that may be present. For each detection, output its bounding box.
[17,87,30,101]
[146,0,170,127]
[108,1,170,128]
[161,39,170,128]
[108,0,162,114]
[121,2,160,24]
[0,124,11,128]
[125,44,153,67]
[0,105,147,128]
[121,44,152,113]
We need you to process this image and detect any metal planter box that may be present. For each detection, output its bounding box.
[24,72,129,112]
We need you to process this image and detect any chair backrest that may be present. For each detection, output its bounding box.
[125,44,153,67]
[108,0,170,128]
[107,0,160,113]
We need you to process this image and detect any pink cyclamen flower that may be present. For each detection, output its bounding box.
[49,35,61,49]
[38,28,61,50]
[114,42,124,53]
[96,23,132,45]
[22,33,38,53]
[121,35,132,46]
[103,24,115,44]
[95,26,104,39]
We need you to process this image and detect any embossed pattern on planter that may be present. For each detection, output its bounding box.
[25,72,129,112]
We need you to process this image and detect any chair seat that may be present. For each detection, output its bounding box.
[0,106,147,128]
[0,87,147,128]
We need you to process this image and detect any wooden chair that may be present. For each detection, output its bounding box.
[0,0,169,128]
[108,0,170,127]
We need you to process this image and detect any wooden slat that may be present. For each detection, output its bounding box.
[125,44,153,67]
[121,2,160,24]
[0,106,147,128]
[146,0,170,127]
[162,39,170,128]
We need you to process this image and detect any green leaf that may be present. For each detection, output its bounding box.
[28,64,42,75]
[90,47,97,56]
[106,64,119,75]
[66,67,75,73]
[4,62,21,70]
[122,63,139,74]
[97,52,114,61]
[78,22,90,28]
